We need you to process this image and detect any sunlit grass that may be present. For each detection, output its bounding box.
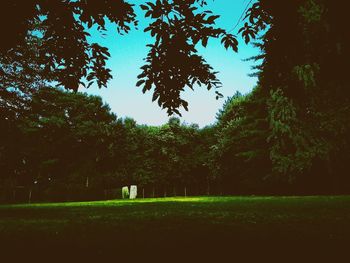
[1,196,205,208]
[1,196,350,259]
[3,195,348,208]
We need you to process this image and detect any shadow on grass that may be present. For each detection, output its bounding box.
[1,196,350,260]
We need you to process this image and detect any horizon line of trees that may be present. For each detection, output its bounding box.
[1,86,221,202]
[1,0,349,203]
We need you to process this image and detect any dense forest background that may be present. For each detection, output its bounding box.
[1,0,349,202]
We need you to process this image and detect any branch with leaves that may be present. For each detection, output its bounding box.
[137,0,239,115]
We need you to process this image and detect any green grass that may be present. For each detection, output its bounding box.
[1,196,350,259]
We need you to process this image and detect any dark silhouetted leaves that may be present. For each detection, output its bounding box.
[137,0,238,115]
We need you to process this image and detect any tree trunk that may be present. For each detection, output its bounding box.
[184,186,187,197]
[142,188,145,199]
[85,176,89,188]
[206,176,210,195]
[28,189,32,203]
[327,157,337,194]
[152,187,155,198]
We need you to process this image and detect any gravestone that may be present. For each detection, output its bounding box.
[122,186,129,199]
[129,185,137,199]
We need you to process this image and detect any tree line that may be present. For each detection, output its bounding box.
[1,0,349,202]
[1,87,216,202]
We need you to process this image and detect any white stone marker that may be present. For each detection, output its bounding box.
[129,185,137,199]
[122,186,129,199]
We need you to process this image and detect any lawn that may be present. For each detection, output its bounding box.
[1,196,350,260]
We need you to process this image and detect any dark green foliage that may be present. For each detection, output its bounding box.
[0,88,214,202]
[0,87,122,202]
[0,0,136,92]
[211,87,272,194]
[1,0,350,201]
[0,0,239,115]
[213,0,350,193]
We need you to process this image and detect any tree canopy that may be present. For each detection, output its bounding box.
[1,0,242,115]
[1,0,350,202]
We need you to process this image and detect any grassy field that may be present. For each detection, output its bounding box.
[1,196,350,260]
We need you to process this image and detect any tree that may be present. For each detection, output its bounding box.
[136,0,239,114]
[240,0,350,192]
[212,86,271,194]
[0,87,122,201]
[1,0,136,92]
[1,0,240,115]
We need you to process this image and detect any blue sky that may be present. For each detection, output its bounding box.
[85,0,260,127]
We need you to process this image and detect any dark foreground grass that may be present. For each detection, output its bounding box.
[1,196,350,260]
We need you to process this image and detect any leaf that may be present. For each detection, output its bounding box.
[207,15,219,24]
[152,92,159,102]
[202,37,208,47]
[140,4,149,11]
[136,80,145,87]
